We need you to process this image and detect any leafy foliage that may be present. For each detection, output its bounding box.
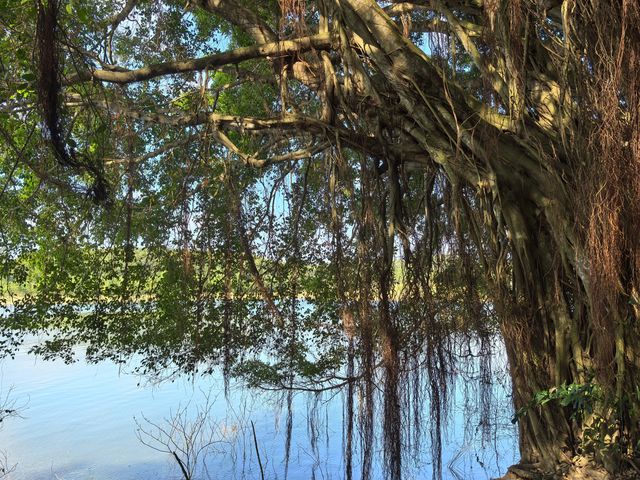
[1,0,639,478]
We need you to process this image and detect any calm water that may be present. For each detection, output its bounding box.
[0,336,518,480]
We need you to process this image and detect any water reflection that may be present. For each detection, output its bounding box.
[0,334,517,480]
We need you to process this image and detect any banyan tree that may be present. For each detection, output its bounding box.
[1,0,639,478]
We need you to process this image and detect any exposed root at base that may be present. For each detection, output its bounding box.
[495,457,639,480]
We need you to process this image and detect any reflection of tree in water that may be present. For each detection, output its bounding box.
[3,297,514,479]
[132,334,514,480]
[2,120,507,479]
[0,146,556,479]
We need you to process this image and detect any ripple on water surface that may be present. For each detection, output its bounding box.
[0,337,518,480]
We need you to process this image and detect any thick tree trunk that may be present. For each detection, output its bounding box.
[333,1,640,477]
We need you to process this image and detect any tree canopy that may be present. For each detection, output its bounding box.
[1,1,639,479]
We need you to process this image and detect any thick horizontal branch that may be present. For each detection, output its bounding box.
[416,19,484,36]
[383,2,431,15]
[70,33,335,85]
[384,0,484,16]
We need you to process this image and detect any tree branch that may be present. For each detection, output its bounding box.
[103,134,200,165]
[195,0,277,44]
[105,0,139,29]
[69,33,334,85]
[87,97,384,158]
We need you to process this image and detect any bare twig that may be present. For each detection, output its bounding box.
[173,451,191,480]
[135,390,233,480]
[250,420,265,480]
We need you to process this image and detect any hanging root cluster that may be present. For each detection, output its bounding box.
[573,0,640,370]
[278,0,307,36]
[483,1,640,474]
[35,0,109,202]
[539,1,640,463]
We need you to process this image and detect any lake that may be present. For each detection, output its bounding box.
[0,335,518,480]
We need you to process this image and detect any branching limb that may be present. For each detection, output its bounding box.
[431,0,510,103]
[194,0,277,44]
[69,33,335,85]
[105,0,139,30]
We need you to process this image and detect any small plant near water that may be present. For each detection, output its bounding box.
[0,386,22,478]
[512,380,637,470]
[513,381,603,424]
[135,391,235,480]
